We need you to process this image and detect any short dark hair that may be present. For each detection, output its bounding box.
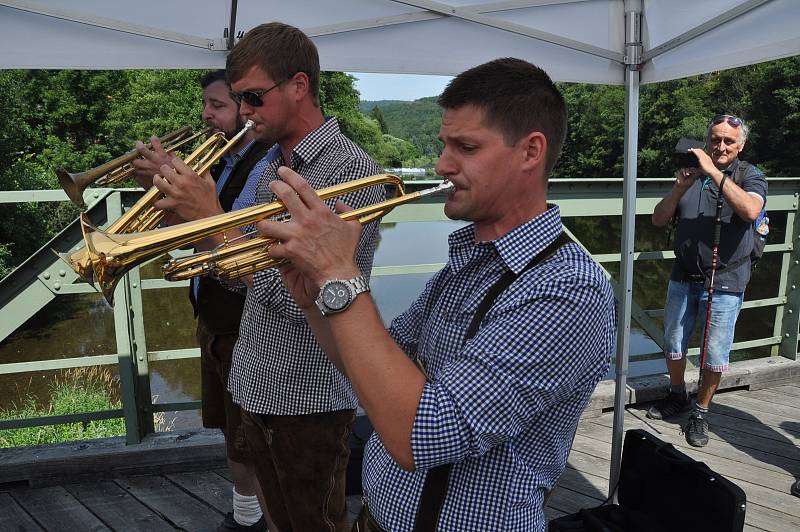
[200,69,228,89]
[226,22,320,106]
[439,58,567,175]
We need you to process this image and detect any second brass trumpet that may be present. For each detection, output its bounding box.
[78,174,452,305]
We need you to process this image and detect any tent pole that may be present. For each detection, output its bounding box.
[227,0,238,51]
[610,0,642,497]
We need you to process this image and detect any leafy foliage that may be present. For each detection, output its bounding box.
[0,70,206,274]
[358,58,800,180]
[320,72,418,168]
[370,106,389,134]
[556,83,625,178]
[1,58,799,274]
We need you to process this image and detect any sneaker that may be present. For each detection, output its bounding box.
[217,512,267,532]
[791,479,800,498]
[683,412,710,447]
[645,390,690,420]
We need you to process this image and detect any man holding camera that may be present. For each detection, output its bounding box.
[649,114,767,448]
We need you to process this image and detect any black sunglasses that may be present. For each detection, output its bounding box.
[230,77,291,107]
[710,114,743,128]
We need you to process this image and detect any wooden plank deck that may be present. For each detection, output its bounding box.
[1,385,798,531]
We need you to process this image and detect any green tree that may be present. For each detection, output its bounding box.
[2,59,799,276]
[361,98,443,161]
[370,106,388,134]
[556,83,625,178]
[0,70,205,274]
[726,57,800,176]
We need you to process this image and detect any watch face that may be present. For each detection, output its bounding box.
[322,281,350,311]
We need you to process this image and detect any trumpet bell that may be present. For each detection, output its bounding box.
[56,168,91,208]
[54,247,95,287]
[81,213,131,306]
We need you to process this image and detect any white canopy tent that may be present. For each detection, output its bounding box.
[2,0,797,83]
[2,0,798,495]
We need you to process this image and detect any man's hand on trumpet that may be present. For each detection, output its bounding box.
[132,136,172,189]
[258,166,364,306]
[152,157,223,226]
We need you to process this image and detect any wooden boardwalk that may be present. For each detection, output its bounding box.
[1,385,799,531]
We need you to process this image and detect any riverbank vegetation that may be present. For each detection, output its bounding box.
[0,367,125,447]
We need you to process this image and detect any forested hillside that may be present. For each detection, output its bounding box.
[361,97,443,168]
[359,57,800,180]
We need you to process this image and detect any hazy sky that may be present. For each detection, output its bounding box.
[349,72,453,101]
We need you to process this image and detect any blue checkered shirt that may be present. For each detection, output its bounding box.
[229,118,385,415]
[363,205,616,532]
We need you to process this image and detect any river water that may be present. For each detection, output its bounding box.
[0,215,781,429]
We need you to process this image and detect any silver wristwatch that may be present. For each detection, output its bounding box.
[315,275,370,316]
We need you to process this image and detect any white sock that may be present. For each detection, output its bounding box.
[232,488,263,526]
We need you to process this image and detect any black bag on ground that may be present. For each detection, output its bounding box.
[549,429,746,532]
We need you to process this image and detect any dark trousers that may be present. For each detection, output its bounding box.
[351,504,386,532]
[241,408,355,532]
[197,318,249,463]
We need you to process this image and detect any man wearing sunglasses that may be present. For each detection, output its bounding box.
[650,114,767,448]
[131,70,278,532]
[211,22,385,532]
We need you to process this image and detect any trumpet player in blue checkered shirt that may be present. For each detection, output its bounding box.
[259,58,617,532]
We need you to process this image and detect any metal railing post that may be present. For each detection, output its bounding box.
[778,195,799,360]
[107,192,154,443]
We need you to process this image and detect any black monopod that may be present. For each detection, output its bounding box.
[697,174,727,387]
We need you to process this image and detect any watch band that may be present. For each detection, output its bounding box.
[345,275,370,294]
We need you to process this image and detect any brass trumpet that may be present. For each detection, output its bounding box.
[58,120,254,288]
[56,125,209,208]
[78,174,452,305]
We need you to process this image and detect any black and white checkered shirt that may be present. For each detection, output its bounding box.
[229,117,385,415]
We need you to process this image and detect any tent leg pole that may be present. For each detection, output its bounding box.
[610,64,640,497]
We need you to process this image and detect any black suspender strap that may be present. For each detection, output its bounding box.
[413,231,572,532]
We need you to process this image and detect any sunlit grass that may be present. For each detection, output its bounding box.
[0,366,125,447]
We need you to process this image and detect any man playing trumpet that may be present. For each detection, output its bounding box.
[131,70,276,532]
[259,58,616,532]
[152,22,385,531]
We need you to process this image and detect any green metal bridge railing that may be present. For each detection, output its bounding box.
[1,178,798,444]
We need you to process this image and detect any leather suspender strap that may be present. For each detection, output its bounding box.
[413,231,572,532]
[465,232,572,341]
